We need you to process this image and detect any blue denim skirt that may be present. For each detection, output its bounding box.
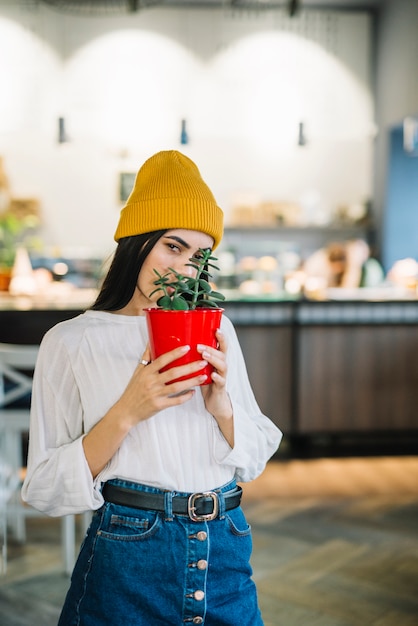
[58,478,264,626]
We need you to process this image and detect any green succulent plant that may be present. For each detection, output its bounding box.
[0,212,39,268]
[150,248,226,310]
[0,213,26,268]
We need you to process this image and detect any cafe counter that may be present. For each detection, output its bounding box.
[1,289,417,442]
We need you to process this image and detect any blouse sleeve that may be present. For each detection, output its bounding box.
[21,328,104,516]
[212,316,282,482]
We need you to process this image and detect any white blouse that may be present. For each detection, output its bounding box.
[22,310,282,516]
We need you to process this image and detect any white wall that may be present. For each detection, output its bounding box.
[0,2,374,256]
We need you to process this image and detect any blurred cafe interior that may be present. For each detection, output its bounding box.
[0,0,417,624]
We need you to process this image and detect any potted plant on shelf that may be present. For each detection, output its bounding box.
[0,212,24,291]
[0,206,40,291]
[144,248,225,384]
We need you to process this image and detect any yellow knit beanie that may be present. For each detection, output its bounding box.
[114,150,224,249]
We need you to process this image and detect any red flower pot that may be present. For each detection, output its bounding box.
[144,308,224,385]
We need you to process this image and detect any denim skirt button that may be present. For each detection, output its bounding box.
[196,531,207,541]
[194,590,205,601]
[197,559,208,570]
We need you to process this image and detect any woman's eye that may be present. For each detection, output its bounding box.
[167,243,181,252]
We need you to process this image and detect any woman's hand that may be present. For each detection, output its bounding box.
[198,329,234,447]
[119,344,209,427]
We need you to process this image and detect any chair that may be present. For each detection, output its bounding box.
[0,422,20,573]
[0,343,38,545]
[0,342,89,574]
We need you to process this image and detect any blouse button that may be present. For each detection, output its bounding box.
[194,590,205,601]
[193,617,203,624]
[196,531,207,541]
[197,559,208,570]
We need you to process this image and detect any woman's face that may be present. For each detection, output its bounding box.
[135,229,214,310]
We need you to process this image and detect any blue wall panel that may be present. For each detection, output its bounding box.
[382,126,418,271]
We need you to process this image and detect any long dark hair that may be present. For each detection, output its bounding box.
[91,230,167,311]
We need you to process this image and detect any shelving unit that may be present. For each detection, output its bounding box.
[221,225,374,261]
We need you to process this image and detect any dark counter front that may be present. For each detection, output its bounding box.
[1,298,418,447]
[0,308,82,344]
[293,301,418,437]
[224,301,295,434]
[223,300,418,442]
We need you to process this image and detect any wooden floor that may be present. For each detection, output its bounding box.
[1,456,418,626]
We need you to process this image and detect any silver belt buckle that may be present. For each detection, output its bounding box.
[188,491,219,522]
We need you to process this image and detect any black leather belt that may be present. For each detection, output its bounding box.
[102,483,242,522]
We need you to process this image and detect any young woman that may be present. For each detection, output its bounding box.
[22,150,282,626]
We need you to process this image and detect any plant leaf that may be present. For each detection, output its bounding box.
[149,287,163,298]
[176,280,191,293]
[198,279,211,293]
[185,261,200,271]
[172,296,190,310]
[156,295,173,309]
[209,291,225,301]
[196,300,218,308]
